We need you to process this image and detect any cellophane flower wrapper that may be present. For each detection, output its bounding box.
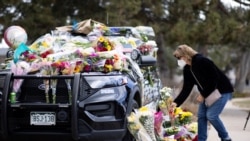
[164,126,180,137]
[76,47,95,58]
[39,60,52,103]
[158,87,177,128]
[127,112,152,141]
[11,61,31,93]
[61,61,76,104]
[185,122,198,140]
[174,126,188,140]
[154,111,164,139]
[137,43,153,55]
[137,106,157,141]
[163,135,177,141]
[50,62,61,104]
[29,34,55,56]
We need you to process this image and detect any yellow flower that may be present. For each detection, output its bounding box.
[30,43,36,49]
[174,107,183,115]
[74,65,82,73]
[127,113,136,122]
[128,40,137,48]
[106,45,111,51]
[104,64,113,72]
[103,40,108,45]
[98,36,105,42]
[183,111,193,117]
[139,106,149,112]
[42,41,49,48]
[158,100,167,108]
[186,122,198,133]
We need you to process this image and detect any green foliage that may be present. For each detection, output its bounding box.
[1,0,250,90]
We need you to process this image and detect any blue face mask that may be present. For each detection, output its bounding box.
[177,59,186,69]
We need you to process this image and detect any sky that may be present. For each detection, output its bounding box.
[221,0,249,9]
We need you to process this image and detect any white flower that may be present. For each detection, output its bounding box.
[160,87,173,100]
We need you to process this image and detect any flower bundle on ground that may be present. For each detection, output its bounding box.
[127,107,155,141]
[127,86,198,141]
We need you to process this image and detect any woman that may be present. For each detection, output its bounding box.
[172,44,233,141]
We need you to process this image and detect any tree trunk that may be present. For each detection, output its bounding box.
[235,50,250,93]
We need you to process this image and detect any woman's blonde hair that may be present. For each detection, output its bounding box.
[173,44,197,61]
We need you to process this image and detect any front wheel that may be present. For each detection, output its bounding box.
[123,100,139,141]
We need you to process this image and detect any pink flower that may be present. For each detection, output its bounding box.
[154,111,163,136]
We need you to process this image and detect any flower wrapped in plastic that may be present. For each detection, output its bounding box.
[174,107,193,126]
[186,122,198,134]
[75,47,95,58]
[158,87,175,116]
[164,126,180,138]
[61,61,76,104]
[29,34,55,57]
[137,106,157,141]
[11,61,31,93]
[95,36,114,52]
[113,54,124,71]
[185,122,198,140]
[50,61,60,103]
[127,112,141,140]
[127,111,153,141]
[39,59,53,103]
[21,51,39,62]
[137,43,153,55]
[173,126,188,140]
[154,111,164,139]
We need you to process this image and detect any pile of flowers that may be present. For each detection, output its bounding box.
[3,20,159,104]
[127,86,198,141]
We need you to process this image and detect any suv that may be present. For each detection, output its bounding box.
[0,27,161,141]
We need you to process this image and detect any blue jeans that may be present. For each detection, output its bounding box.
[197,93,232,141]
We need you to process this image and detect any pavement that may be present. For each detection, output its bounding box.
[207,97,250,141]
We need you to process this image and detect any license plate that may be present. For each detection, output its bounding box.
[30,112,56,125]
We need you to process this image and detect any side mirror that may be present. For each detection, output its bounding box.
[139,55,157,67]
[6,50,14,58]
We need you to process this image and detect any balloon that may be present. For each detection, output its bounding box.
[4,26,28,49]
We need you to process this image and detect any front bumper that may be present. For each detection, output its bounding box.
[1,72,130,141]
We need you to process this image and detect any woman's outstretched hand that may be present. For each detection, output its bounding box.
[196,94,204,103]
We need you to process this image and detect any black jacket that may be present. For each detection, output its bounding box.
[174,54,234,107]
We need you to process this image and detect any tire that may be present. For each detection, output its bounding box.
[122,100,139,141]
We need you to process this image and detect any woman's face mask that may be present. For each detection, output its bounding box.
[177,59,186,69]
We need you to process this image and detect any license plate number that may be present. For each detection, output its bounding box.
[30,112,56,125]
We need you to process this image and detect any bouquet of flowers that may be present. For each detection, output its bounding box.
[127,85,198,141]
[154,111,163,138]
[127,105,157,141]
[158,87,175,117]
[138,106,157,141]
[127,110,153,141]
[156,86,198,141]
[95,36,114,52]
[11,61,31,93]
[174,107,193,126]
[137,43,153,55]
